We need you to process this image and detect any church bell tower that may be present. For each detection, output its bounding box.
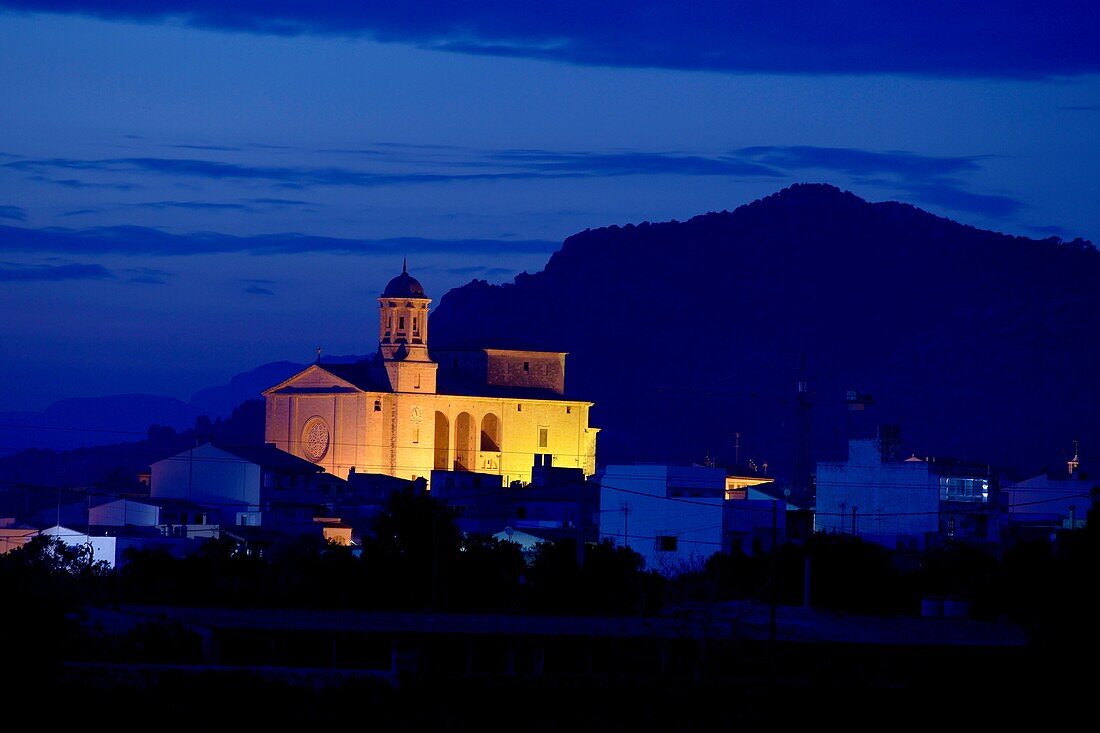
[378,259,437,392]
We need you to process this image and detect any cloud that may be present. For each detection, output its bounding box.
[134,200,254,211]
[490,150,779,177]
[4,155,577,188]
[58,208,104,217]
[122,266,171,284]
[731,145,1022,219]
[243,284,274,295]
[26,175,137,191]
[1,2,1097,77]
[441,265,516,277]
[734,146,982,180]
[5,149,783,189]
[0,205,26,222]
[892,182,1023,218]
[0,262,115,282]
[239,197,318,208]
[0,224,561,257]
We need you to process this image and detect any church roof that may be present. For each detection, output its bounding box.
[381,259,427,299]
[214,443,329,475]
[436,369,581,402]
[319,361,383,391]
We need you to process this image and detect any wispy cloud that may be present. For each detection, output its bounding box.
[26,175,137,191]
[441,265,516,277]
[0,261,114,282]
[1,2,1096,78]
[0,205,26,222]
[891,182,1023,219]
[6,143,1022,223]
[243,284,275,295]
[5,156,579,188]
[240,197,316,207]
[490,150,779,177]
[0,224,561,257]
[134,200,254,212]
[735,146,983,179]
[122,266,171,284]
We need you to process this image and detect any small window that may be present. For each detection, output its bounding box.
[517,404,522,412]
[656,535,678,552]
[387,317,392,328]
[413,317,418,333]
[374,399,382,412]
[566,406,571,414]
[413,428,419,444]
[538,427,549,449]
[523,361,530,373]
[398,316,405,330]
[415,373,421,389]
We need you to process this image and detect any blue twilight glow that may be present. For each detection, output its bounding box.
[0,3,1098,410]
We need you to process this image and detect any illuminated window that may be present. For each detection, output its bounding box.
[538,427,549,448]
[374,399,382,412]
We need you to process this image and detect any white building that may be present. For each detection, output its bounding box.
[88,498,160,527]
[598,465,725,575]
[150,442,348,528]
[40,525,122,568]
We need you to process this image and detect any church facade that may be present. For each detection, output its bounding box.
[263,263,598,486]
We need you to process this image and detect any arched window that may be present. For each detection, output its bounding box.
[480,413,501,452]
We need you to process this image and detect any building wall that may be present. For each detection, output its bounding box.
[816,440,939,549]
[0,527,36,554]
[485,349,566,394]
[599,465,725,575]
[41,525,118,568]
[724,498,787,555]
[1006,474,1093,528]
[88,499,160,527]
[151,444,262,508]
[269,384,596,486]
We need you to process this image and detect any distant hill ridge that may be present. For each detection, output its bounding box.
[429,184,1098,475]
[3,184,1095,480]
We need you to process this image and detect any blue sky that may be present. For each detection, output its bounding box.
[1,3,1098,411]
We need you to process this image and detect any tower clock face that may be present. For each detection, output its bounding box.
[411,406,423,422]
[302,418,330,461]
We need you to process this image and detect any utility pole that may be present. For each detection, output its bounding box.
[575,480,586,568]
[852,505,858,535]
[769,500,778,643]
[621,502,631,546]
[431,498,439,612]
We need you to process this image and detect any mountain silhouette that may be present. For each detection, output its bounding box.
[429,184,1098,479]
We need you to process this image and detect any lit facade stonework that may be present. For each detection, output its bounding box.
[264,264,598,486]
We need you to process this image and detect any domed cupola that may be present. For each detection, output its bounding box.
[382,259,426,299]
[378,259,432,363]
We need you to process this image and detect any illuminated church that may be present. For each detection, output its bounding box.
[263,262,598,486]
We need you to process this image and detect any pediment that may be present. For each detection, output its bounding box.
[262,364,364,395]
